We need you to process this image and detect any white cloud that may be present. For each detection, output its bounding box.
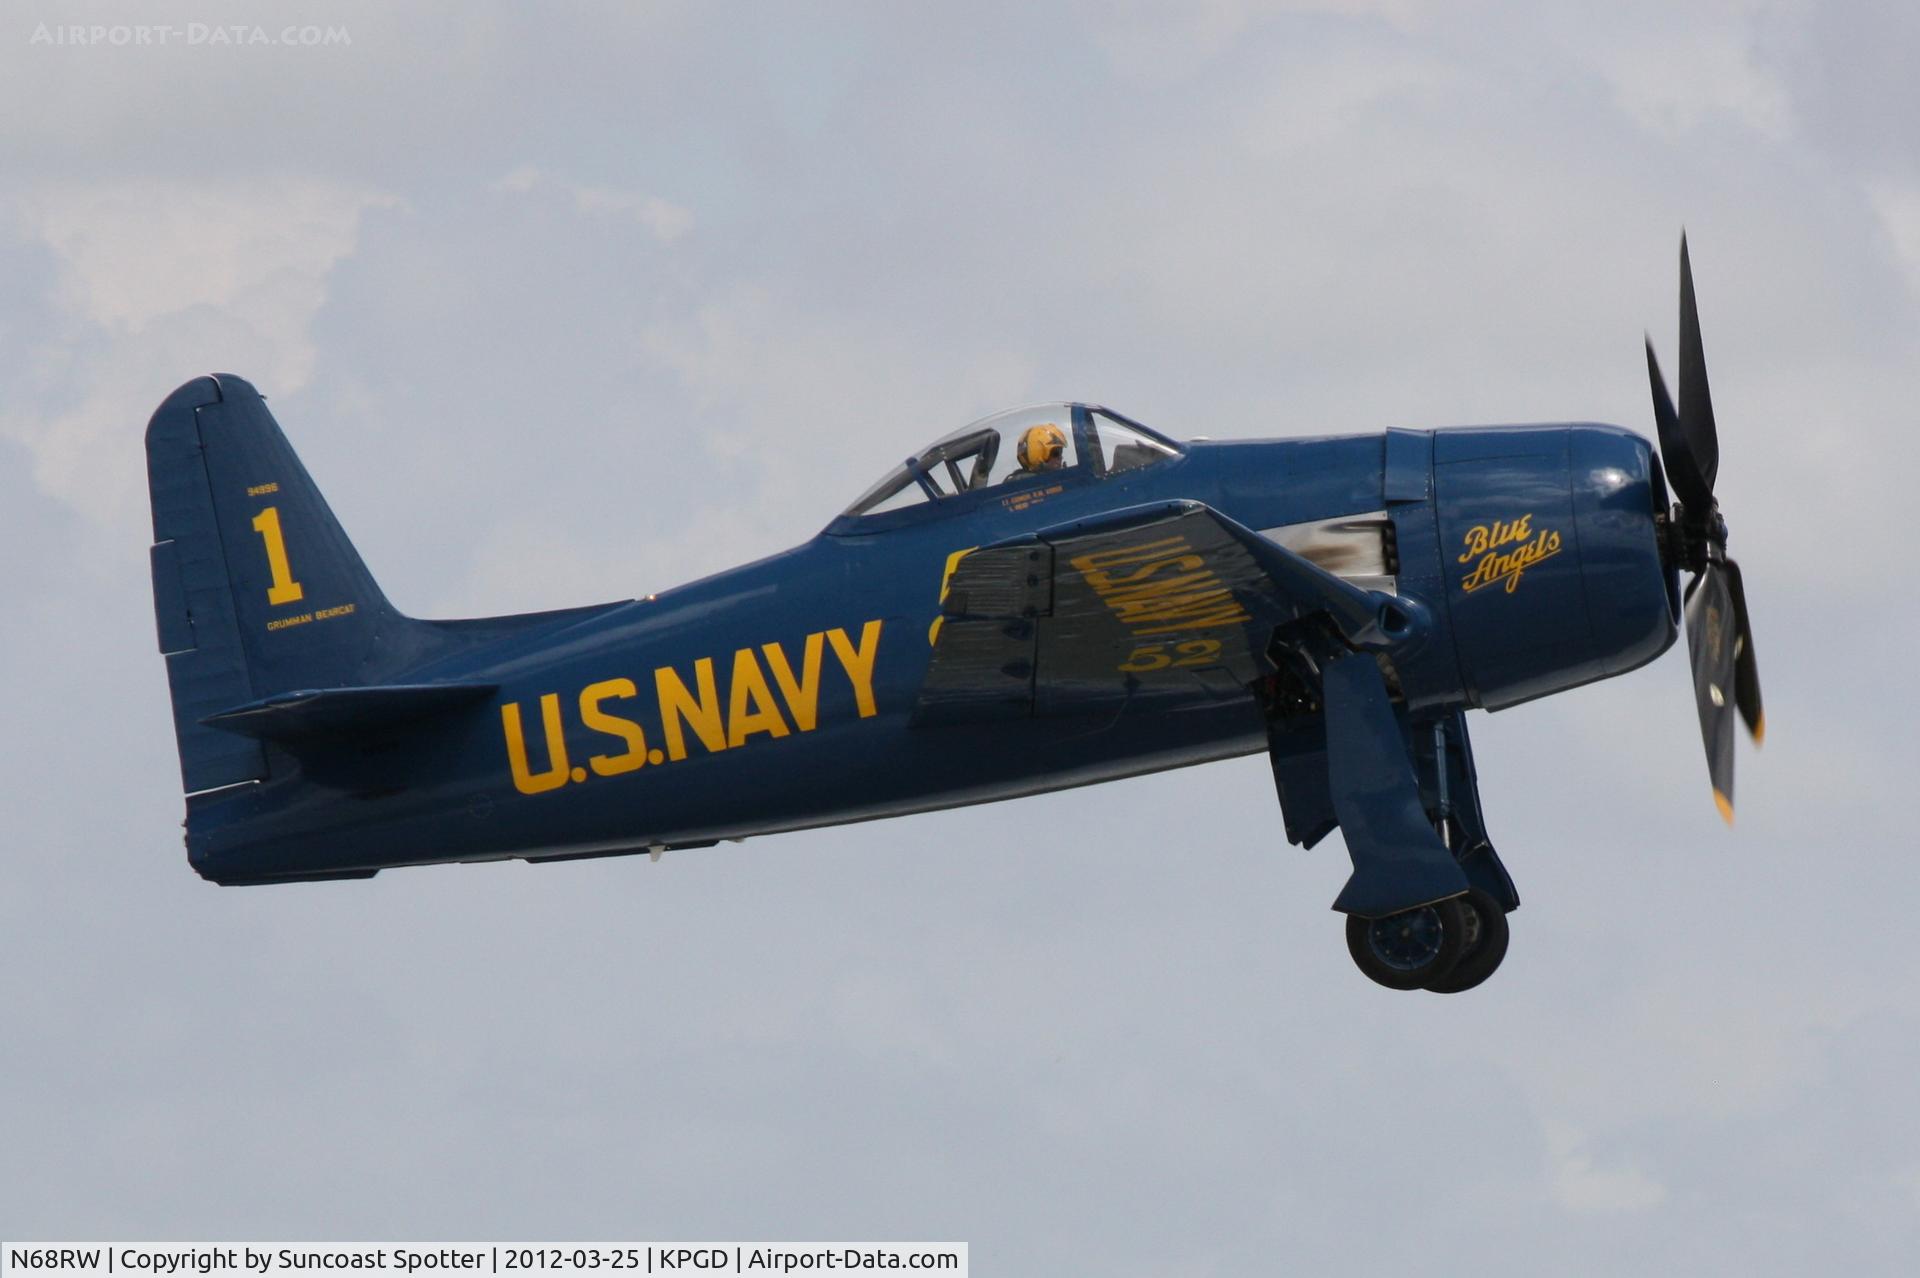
[637,283,1039,478]
[13,176,395,337]
[571,186,695,241]
[439,282,1037,612]
[492,165,694,241]
[1544,1122,1669,1213]
[492,164,544,195]
[2,176,394,523]
[1234,46,1463,158]
[1583,12,1795,141]
[1085,0,1431,81]
[1868,178,1920,295]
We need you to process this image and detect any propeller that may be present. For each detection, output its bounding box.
[1645,235,1764,823]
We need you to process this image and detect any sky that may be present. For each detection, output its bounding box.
[2,1,1917,1271]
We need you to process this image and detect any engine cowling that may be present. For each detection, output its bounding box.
[1429,424,1678,710]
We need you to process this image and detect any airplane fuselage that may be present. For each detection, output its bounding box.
[184,422,1676,885]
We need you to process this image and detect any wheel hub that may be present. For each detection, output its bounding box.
[1366,906,1446,971]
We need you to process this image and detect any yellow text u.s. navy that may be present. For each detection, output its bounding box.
[498,622,883,795]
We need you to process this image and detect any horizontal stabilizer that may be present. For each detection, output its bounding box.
[202,682,496,741]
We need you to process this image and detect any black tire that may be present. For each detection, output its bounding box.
[1424,887,1510,994]
[1345,896,1470,991]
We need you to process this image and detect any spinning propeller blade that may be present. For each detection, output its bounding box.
[1677,237,1721,497]
[1644,341,1704,510]
[1724,557,1764,744]
[1645,235,1765,822]
[1684,564,1737,822]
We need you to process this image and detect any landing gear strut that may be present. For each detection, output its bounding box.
[1399,712,1516,993]
[1266,675,1520,992]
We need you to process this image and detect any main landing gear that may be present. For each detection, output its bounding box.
[1265,658,1519,995]
[1333,702,1518,993]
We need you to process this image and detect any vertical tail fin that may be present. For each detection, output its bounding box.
[147,374,404,792]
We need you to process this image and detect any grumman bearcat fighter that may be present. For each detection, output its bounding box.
[146,239,1761,992]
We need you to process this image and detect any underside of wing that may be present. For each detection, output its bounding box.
[914,500,1389,724]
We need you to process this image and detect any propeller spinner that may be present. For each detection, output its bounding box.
[1645,235,1765,822]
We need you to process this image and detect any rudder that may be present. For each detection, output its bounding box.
[147,374,404,792]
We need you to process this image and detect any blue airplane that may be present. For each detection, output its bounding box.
[146,239,1760,993]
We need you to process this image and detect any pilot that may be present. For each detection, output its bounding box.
[1015,423,1067,474]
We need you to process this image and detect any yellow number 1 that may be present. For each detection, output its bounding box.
[250,506,305,606]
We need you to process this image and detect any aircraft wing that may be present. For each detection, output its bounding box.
[915,499,1391,724]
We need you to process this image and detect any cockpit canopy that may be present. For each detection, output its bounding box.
[841,403,1181,519]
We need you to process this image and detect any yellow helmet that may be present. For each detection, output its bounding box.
[1017,423,1067,471]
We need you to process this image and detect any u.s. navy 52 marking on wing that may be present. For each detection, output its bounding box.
[1070,535,1252,636]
